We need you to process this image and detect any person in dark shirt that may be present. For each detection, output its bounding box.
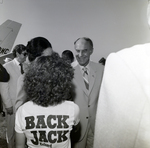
[0,63,10,82]
[0,63,10,122]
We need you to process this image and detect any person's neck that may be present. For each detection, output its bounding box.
[17,58,23,64]
[80,63,90,70]
[82,60,90,67]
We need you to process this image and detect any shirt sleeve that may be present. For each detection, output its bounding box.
[73,103,80,126]
[15,75,27,112]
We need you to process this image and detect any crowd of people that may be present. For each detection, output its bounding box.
[0,36,104,148]
[1,2,150,148]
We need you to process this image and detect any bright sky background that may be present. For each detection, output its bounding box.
[0,0,150,62]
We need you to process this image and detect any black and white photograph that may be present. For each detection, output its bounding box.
[0,0,150,148]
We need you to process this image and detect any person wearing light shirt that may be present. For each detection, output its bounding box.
[94,1,150,148]
[0,44,27,148]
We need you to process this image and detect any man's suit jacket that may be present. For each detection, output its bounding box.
[94,43,150,148]
[15,74,26,112]
[0,59,21,109]
[72,61,103,141]
[15,61,30,111]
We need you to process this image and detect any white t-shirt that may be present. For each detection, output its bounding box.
[15,100,80,148]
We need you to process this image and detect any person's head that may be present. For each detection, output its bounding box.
[26,37,53,62]
[24,52,74,107]
[12,44,27,63]
[74,37,93,67]
[61,50,74,63]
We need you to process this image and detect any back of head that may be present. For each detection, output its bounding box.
[24,52,74,107]
[12,44,26,58]
[74,37,93,48]
[62,50,74,63]
[26,37,52,62]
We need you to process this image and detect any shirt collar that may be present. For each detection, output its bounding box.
[80,63,90,74]
[14,58,20,66]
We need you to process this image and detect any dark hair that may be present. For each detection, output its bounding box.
[24,52,74,107]
[26,37,52,62]
[74,37,93,48]
[62,50,74,63]
[12,44,26,57]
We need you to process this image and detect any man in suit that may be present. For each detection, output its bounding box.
[94,1,150,148]
[0,44,26,148]
[72,37,104,148]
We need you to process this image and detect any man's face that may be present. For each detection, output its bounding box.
[147,1,150,27]
[74,39,93,66]
[17,51,27,63]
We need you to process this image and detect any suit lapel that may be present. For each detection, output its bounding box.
[74,62,97,96]
[88,66,96,95]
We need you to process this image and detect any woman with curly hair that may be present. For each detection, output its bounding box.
[15,53,80,148]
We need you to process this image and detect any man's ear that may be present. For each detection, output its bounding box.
[90,48,94,55]
[16,52,19,57]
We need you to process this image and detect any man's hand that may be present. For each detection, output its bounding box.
[6,106,13,115]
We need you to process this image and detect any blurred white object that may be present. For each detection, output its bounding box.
[4,57,12,63]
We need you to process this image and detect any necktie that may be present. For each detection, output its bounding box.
[19,63,24,74]
[82,67,89,90]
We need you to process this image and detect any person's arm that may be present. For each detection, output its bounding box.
[0,64,10,82]
[71,122,81,142]
[15,132,25,148]
[0,81,13,114]
[71,103,81,142]
[15,75,27,112]
[0,64,13,113]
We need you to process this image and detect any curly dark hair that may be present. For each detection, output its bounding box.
[62,50,74,63]
[24,52,74,107]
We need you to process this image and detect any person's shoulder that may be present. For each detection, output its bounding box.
[64,100,74,105]
[105,43,150,65]
[129,43,150,49]
[73,64,80,75]
[65,101,80,116]
[18,101,35,115]
[3,59,15,67]
[65,101,79,108]
[23,101,33,106]
[18,101,33,111]
[90,61,104,70]
[117,43,150,55]
[73,64,79,69]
